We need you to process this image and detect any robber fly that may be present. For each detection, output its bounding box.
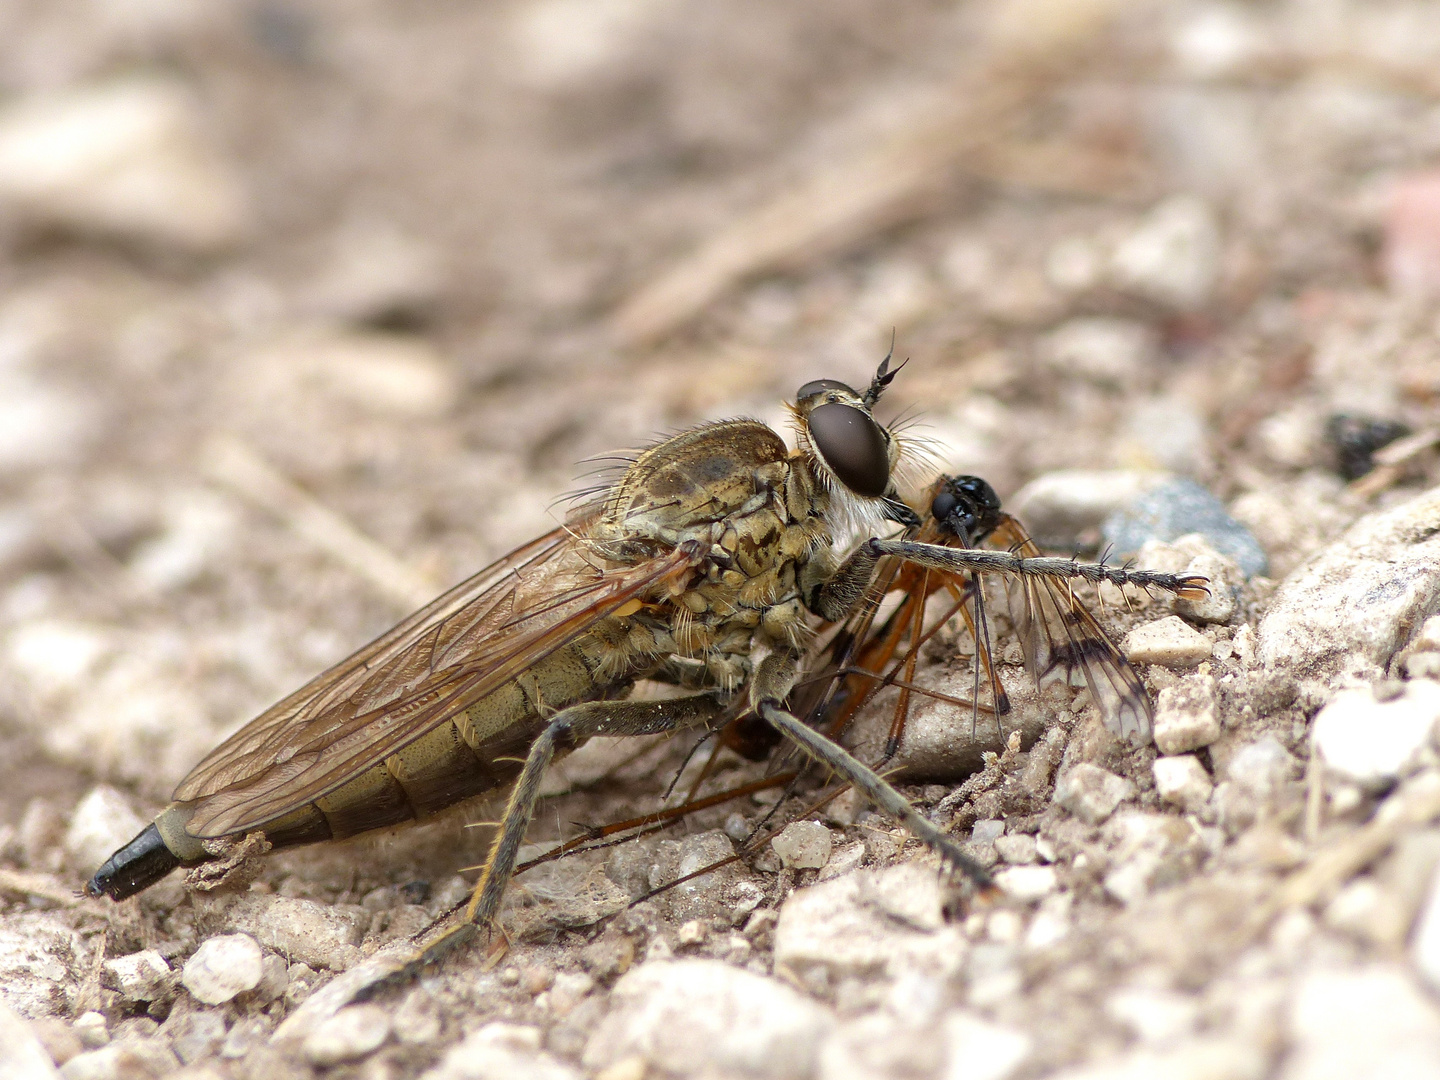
[87,359,1203,968]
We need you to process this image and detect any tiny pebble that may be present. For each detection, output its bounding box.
[72,1011,108,1050]
[1312,680,1440,789]
[1054,763,1135,825]
[302,1003,390,1066]
[771,820,833,870]
[1153,675,1221,754]
[101,950,172,1003]
[993,834,1038,865]
[972,819,1005,844]
[181,934,263,1005]
[994,865,1058,902]
[1122,616,1213,668]
[1152,755,1214,812]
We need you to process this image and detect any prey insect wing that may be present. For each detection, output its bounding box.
[987,514,1156,743]
[176,521,702,838]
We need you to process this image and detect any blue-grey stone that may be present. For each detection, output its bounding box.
[1102,478,1268,577]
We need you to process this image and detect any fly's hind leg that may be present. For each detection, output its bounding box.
[749,652,993,891]
[412,693,727,970]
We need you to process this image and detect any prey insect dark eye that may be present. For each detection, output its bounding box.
[932,475,1002,542]
[796,378,857,401]
[809,402,889,497]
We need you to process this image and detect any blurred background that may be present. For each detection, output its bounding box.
[1,0,1439,963]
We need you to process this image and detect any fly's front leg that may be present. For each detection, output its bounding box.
[867,539,1210,598]
[749,652,993,890]
[415,693,726,968]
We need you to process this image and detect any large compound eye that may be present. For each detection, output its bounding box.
[809,402,889,496]
[795,378,857,401]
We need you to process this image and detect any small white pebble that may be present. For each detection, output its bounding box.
[182,934,263,1005]
[1153,755,1214,812]
[993,834,1038,865]
[1122,616,1212,667]
[677,920,707,946]
[302,1003,390,1066]
[1153,676,1221,754]
[1054,763,1135,825]
[1313,681,1440,789]
[771,820,832,869]
[72,1010,109,1049]
[994,865,1058,902]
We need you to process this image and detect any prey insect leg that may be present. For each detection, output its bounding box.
[412,693,726,967]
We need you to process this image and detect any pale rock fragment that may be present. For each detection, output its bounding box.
[1153,755,1214,812]
[0,78,249,251]
[583,960,832,1080]
[994,865,1057,902]
[1122,616,1212,668]
[58,1037,180,1080]
[859,862,946,931]
[1413,861,1440,993]
[1153,674,1222,754]
[1105,986,1199,1045]
[1312,680,1440,790]
[1008,469,1165,547]
[774,870,965,981]
[100,950,173,1003]
[166,1009,225,1064]
[1110,195,1222,309]
[1041,1036,1266,1080]
[817,841,866,881]
[181,935,263,1005]
[0,914,86,1019]
[62,787,145,874]
[771,820,833,870]
[71,1013,107,1050]
[1283,966,1440,1080]
[1257,483,1440,708]
[993,834,1038,864]
[203,895,366,970]
[301,1004,390,1067]
[0,1000,61,1080]
[424,1022,580,1080]
[1102,813,1203,906]
[1054,763,1135,825]
[939,1010,1032,1080]
[1175,545,1243,625]
[1039,317,1156,384]
[1225,736,1299,803]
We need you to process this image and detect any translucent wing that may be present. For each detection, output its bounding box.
[992,515,1153,743]
[176,521,702,836]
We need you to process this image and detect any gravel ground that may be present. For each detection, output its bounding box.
[3,1,1440,1078]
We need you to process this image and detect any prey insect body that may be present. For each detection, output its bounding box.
[87,359,1203,970]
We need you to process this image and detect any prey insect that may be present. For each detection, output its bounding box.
[87,358,1203,974]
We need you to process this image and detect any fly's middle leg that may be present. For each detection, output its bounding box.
[415,693,727,967]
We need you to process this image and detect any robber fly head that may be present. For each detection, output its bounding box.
[930,474,1003,547]
[791,356,919,528]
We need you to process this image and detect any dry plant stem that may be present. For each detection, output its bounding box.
[202,434,439,609]
[610,0,1141,344]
